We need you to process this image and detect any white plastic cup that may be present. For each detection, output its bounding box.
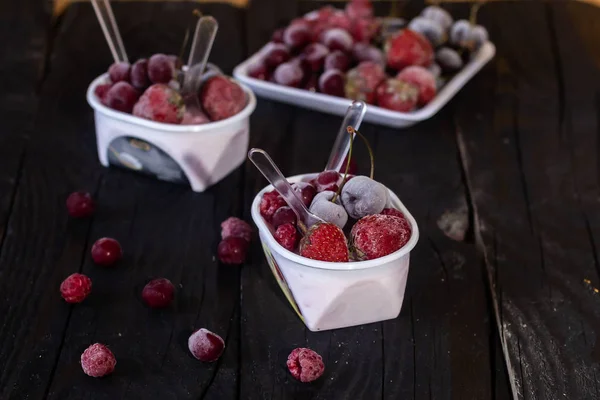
[251,173,420,331]
[87,73,257,192]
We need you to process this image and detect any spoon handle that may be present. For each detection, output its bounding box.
[325,101,367,172]
[183,16,219,97]
[91,0,128,63]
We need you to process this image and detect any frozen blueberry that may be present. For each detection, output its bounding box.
[421,6,453,31]
[408,17,446,47]
[341,176,388,219]
[309,191,348,230]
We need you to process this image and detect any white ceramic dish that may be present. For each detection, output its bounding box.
[86,73,257,192]
[251,173,420,331]
[234,42,495,128]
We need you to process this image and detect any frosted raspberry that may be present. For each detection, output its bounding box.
[396,66,437,106]
[221,217,253,243]
[287,348,325,383]
[60,273,92,303]
[217,237,249,265]
[188,328,225,362]
[81,343,116,377]
[299,222,349,262]
[260,190,287,222]
[133,84,184,124]
[351,214,411,260]
[201,76,246,121]
[274,223,298,251]
[142,278,175,308]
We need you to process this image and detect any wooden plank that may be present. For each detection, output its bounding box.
[455,2,600,398]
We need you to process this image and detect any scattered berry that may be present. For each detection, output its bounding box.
[247,59,270,80]
[283,24,311,50]
[260,190,287,222]
[108,61,131,83]
[60,273,92,303]
[299,222,349,262]
[319,69,345,97]
[272,206,297,228]
[309,191,348,229]
[324,50,350,72]
[396,66,437,106]
[105,81,139,113]
[188,328,225,362]
[351,214,411,260]
[66,191,95,218]
[314,170,341,192]
[345,61,386,104]
[131,58,150,90]
[94,83,112,105]
[385,29,434,70]
[263,42,291,68]
[275,223,299,251]
[221,217,253,242]
[273,61,304,88]
[421,5,453,30]
[201,76,246,121]
[142,278,175,308]
[303,43,329,72]
[321,28,354,53]
[81,343,116,378]
[408,17,447,47]
[287,348,325,383]
[91,237,122,266]
[148,53,175,84]
[292,182,317,207]
[352,43,385,66]
[217,237,249,264]
[341,176,388,219]
[133,84,184,124]
[376,78,419,112]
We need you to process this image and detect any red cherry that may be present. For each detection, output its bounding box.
[319,69,345,97]
[188,328,225,362]
[142,278,175,308]
[66,191,95,218]
[263,42,291,68]
[302,43,329,72]
[91,238,122,266]
[315,170,341,192]
[324,50,350,72]
[247,59,269,80]
[283,24,310,50]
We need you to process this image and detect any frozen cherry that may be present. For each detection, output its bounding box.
[108,61,131,83]
[272,206,297,228]
[271,28,285,43]
[421,5,453,31]
[315,170,341,192]
[292,181,316,207]
[94,83,112,104]
[81,343,116,378]
[60,273,92,303]
[217,237,249,265]
[274,223,299,251]
[91,237,122,266]
[319,69,345,97]
[321,28,354,53]
[309,191,348,229]
[221,217,253,243]
[131,58,150,90]
[283,24,310,50]
[273,61,304,87]
[142,278,175,308]
[247,59,269,80]
[188,328,225,362]
[350,16,379,43]
[340,176,388,219]
[66,191,95,218]
[287,348,325,383]
[104,81,139,113]
[303,43,329,72]
[324,50,350,72]
[263,42,291,68]
[148,53,175,84]
[352,43,385,66]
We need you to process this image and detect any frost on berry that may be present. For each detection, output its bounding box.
[321,28,354,53]
[396,66,437,106]
[272,206,297,229]
[81,343,116,377]
[345,61,386,104]
[351,214,412,260]
[319,69,345,97]
[421,5,454,30]
[105,82,139,113]
[260,190,287,222]
[221,217,253,243]
[341,176,388,219]
[200,76,246,121]
[133,84,184,124]
[188,328,225,362]
[108,61,131,83]
[60,273,92,303]
[287,348,325,383]
[273,62,304,88]
[274,223,299,251]
[309,191,348,230]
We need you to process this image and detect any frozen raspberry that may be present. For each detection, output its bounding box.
[91,237,122,266]
[292,182,316,207]
[94,83,112,105]
[221,217,253,243]
[271,28,285,43]
[284,24,310,50]
[66,191,95,218]
[287,348,325,383]
[263,42,291,68]
[321,28,354,53]
[422,5,453,30]
[468,25,489,51]
[345,61,386,104]
[345,0,374,20]
[396,66,437,106]
[260,190,287,222]
[300,222,349,262]
[131,58,150,90]
[315,170,341,192]
[181,107,210,125]
[188,328,225,362]
[351,214,411,260]
[272,206,296,228]
[319,69,345,97]
[60,273,92,303]
[341,176,387,219]
[148,53,176,84]
[274,223,298,251]
[385,29,434,70]
[217,237,249,264]
[142,278,175,308]
[247,59,270,80]
[309,191,348,229]
[303,43,329,72]
[201,76,246,121]
[133,84,184,124]
[81,343,116,378]
[376,78,419,112]
[436,47,463,73]
[408,17,447,47]
[273,61,304,88]
[105,81,139,113]
[108,61,131,83]
[324,50,350,72]
[381,207,407,220]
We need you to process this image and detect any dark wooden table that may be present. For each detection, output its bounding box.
[1,1,599,399]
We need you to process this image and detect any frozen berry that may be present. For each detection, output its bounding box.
[345,61,386,104]
[352,43,385,66]
[247,59,270,80]
[408,17,447,47]
[321,28,354,53]
[66,191,95,218]
[148,53,175,84]
[260,190,287,222]
[299,222,349,262]
[304,6,335,24]
[304,73,319,92]
[271,28,285,43]
[275,223,298,251]
[303,43,329,72]
[217,237,249,265]
[319,69,345,97]
[428,62,442,78]
[421,5,453,31]
[385,29,434,70]
[376,78,419,112]
[273,61,303,87]
[381,207,407,220]
[272,206,297,228]
[351,214,411,260]
[201,76,246,121]
[131,58,150,90]
[309,191,348,230]
[81,343,116,378]
[469,25,489,51]
[436,47,463,72]
[292,182,316,207]
[328,10,352,32]
[221,217,253,243]
[346,0,373,20]
[315,170,341,192]
[263,42,291,68]
[105,81,139,113]
[142,278,175,308]
[396,66,437,106]
[133,84,184,123]
[108,61,131,83]
[287,348,325,383]
[340,176,387,219]
[450,20,473,49]
[284,24,311,50]
[60,273,92,303]
[188,328,225,362]
[350,17,379,43]
[324,50,350,72]
[94,83,112,104]
[181,107,210,125]
[91,237,122,266]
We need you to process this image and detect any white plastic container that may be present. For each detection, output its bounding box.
[233,42,495,128]
[86,74,257,192]
[251,173,420,331]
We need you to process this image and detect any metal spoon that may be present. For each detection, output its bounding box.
[91,0,128,63]
[249,148,325,234]
[324,101,367,172]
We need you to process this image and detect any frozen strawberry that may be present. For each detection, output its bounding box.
[299,222,349,262]
[275,223,298,251]
[321,28,354,53]
[385,29,434,70]
[201,76,246,121]
[133,84,184,124]
[345,0,374,20]
[105,82,139,113]
[81,343,116,377]
[287,348,325,383]
[376,78,419,112]
[221,217,253,243]
[260,190,287,222]
[108,61,131,83]
[396,66,437,106]
[351,214,411,260]
[345,61,386,104]
[94,83,112,105]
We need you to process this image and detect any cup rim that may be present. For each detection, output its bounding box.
[86,73,257,133]
[251,173,420,271]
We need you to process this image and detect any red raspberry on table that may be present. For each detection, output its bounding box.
[221,217,253,243]
[345,61,386,104]
[105,81,139,113]
[94,83,112,105]
[287,348,325,383]
[81,343,116,378]
[60,273,92,303]
[300,222,349,262]
[385,29,434,70]
[108,61,131,83]
[142,278,175,308]
[396,66,437,106]
[260,190,287,222]
[91,237,122,266]
[201,76,246,121]
[351,214,412,260]
[188,328,225,362]
[133,84,184,124]
[66,191,95,218]
[376,78,419,112]
[217,237,249,264]
[275,223,298,251]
